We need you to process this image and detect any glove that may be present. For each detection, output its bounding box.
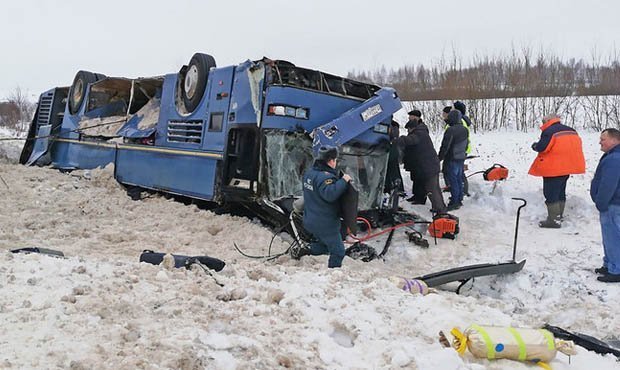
[531,142,538,151]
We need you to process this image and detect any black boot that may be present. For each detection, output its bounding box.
[291,246,312,260]
[597,273,620,283]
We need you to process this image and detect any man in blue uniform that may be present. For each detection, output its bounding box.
[591,128,620,282]
[301,146,352,268]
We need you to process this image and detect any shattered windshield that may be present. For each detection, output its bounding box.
[338,144,388,210]
[262,130,388,211]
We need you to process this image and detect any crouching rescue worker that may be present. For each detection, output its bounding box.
[300,146,352,268]
[529,114,585,228]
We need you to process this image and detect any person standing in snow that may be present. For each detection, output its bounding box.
[298,146,351,268]
[384,120,405,196]
[440,106,453,191]
[528,114,585,228]
[590,128,620,283]
[453,101,473,196]
[398,110,446,214]
[438,110,468,211]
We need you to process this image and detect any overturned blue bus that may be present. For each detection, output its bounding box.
[20,53,404,225]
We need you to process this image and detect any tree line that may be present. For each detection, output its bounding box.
[348,48,620,101]
[401,95,620,133]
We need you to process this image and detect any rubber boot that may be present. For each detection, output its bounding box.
[558,201,566,220]
[539,202,562,228]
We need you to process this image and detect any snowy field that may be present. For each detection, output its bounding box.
[1,129,619,370]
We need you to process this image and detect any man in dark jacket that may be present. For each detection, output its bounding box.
[438,110,468,211]
[398,110,446,213]
[384,120,405,195]
[590,128,620,282]
[453,101,473,195]
[301,146,352,268]
[440,106,454,192]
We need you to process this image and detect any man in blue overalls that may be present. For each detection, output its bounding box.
[301,146,352,268]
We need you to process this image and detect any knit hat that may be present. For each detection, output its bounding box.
[442,106,452,114]
[446,110,463,126]
[316,146,339,161]
[453,101,466,115]
[408,109,422,118]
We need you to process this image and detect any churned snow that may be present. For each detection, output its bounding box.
[0,129,619,370]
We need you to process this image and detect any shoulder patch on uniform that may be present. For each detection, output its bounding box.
[324,178,334,185]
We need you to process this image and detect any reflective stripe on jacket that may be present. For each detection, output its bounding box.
[528,119,586,177]
[462,118,472,154]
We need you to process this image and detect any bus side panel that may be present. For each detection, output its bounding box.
[115,148,220,201]
[51,140,116,170]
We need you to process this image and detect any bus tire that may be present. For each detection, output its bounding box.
[68,71,101,115]
[181,53,216,113]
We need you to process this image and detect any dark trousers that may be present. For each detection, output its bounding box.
[411,172,426,203]
[543,175,569,204]
[307,228,346,268]
[445,159,465,205]
[385,145,404,193]
[441,161,450,188]
[411,172,446,213]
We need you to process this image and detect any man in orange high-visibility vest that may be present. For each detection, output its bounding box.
[529,114,586,228]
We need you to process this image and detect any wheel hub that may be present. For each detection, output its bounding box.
[72,80,84,104]
[184,65,199,99]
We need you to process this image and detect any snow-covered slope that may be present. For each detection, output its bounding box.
[0,131,618,369]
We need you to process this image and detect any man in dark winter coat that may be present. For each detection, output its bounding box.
[438,110,468,211]
[301,146,352,268]
[453,101,473,195]
[398,110,446,213]
[453,101,474,135]
[590,128,620,282]
[440,106,453,191]
[529,114,585,228]
[384,120,405,195]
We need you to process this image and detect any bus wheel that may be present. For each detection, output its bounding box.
[181,53,216,113]
[68,71,105,115]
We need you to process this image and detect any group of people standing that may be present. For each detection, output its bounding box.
[397,101,473,213]
[298,103,620,283]
[527,117,620,282]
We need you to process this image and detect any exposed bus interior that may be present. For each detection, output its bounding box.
[78,77,163,138]
[265,59,380,100]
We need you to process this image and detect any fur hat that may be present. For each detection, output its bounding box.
[316,146,339,161]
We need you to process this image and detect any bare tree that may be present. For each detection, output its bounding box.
[3,87,36,132]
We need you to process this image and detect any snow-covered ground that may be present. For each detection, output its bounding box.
[0,129,619,370]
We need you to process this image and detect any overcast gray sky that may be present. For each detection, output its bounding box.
[1,0,618,100]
